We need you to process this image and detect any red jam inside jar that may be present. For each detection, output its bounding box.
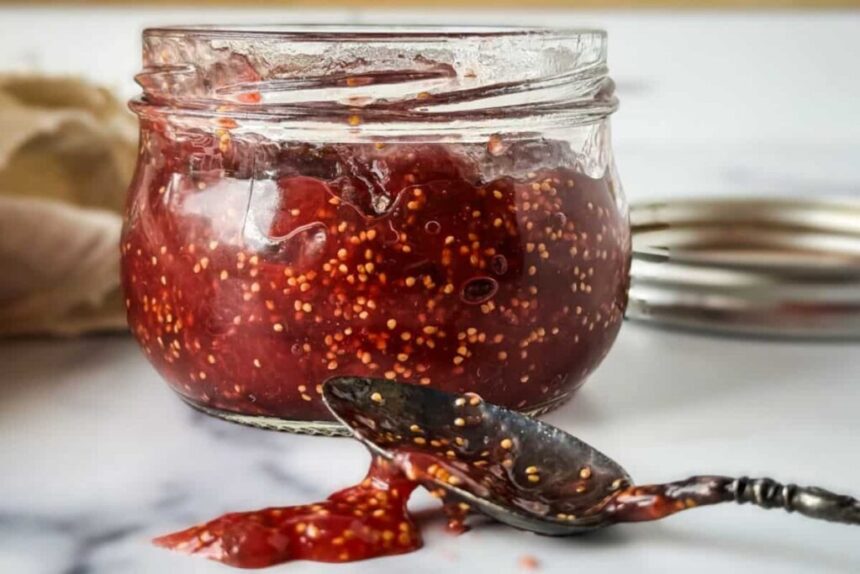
[122,26,630,429]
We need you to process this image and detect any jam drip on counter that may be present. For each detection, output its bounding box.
[154,456,422,568]
[154,452,730,568]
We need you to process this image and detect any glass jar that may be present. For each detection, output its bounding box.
[121,25,630,434]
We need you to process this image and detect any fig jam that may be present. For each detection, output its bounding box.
[124,25,629,428]
[121,131,629,423]
[154,456,422,568]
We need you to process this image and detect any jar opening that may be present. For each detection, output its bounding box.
[145,24,605,40]
[134,24,616,136]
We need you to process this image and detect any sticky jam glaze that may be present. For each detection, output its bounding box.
[121,123,630,422]
[154,456,421,568]
[153,442,718,569]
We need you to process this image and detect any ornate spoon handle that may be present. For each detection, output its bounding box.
[728,476,860,525]
[601,475,860,526]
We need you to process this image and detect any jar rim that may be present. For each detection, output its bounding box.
[135,24,615,137]
[143,24,606,42]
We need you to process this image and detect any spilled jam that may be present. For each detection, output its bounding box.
[121,133,630,424]
[154,446,730,569]
[156,383,737,569]
[154,456,423,568]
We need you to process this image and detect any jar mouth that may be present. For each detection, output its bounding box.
[134,24,615,137]
[144,24,606,42]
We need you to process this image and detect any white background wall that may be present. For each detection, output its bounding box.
[2,8,858,200]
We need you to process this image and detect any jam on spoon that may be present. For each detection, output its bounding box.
[323,376,860,535]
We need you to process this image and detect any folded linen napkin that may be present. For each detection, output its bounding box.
[0,75,137,336]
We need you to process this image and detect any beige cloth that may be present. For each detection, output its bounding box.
[0,75,137,336]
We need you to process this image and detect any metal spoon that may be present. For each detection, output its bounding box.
[322,376,860,535]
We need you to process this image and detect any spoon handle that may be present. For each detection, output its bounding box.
[728,476,860,525]
[603,476,860,526]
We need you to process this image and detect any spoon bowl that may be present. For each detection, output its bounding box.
[324,376,633,534]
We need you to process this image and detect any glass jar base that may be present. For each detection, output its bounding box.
[181,391,575,437]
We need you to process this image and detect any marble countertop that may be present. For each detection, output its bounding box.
[1,7,860,574]
[3,327,860,574]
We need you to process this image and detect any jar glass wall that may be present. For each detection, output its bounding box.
[121,26,630,434]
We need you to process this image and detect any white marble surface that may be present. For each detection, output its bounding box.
[3,327,860,574]
[1,7,860,574]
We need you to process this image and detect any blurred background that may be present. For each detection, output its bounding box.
[1,2,858,336]
[2,2,859,337]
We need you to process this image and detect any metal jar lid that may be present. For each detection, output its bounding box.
[627,197,860,339]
